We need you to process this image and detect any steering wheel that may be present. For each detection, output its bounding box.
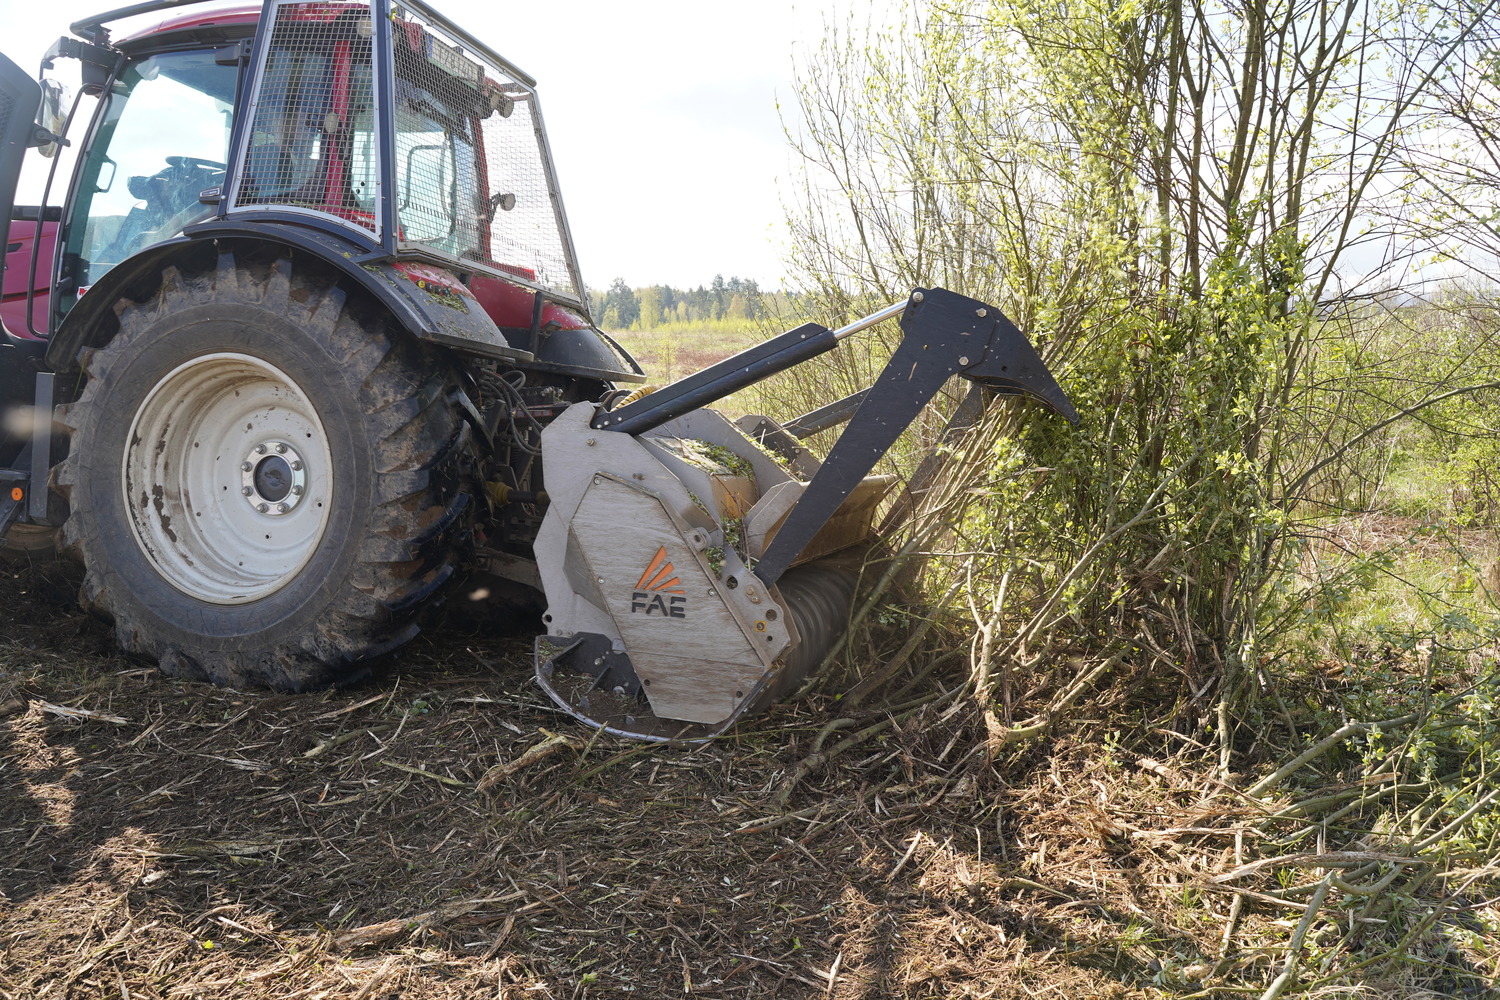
[165,155,227,174]
[107,156,229,263]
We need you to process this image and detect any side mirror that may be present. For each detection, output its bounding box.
[35,79,69,158]
[486,190,516,219]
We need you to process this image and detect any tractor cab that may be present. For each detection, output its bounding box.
[14,0,595,337]
[0,0,638,565]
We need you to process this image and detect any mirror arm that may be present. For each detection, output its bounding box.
[29,126,68,151]
[41,36,116,71]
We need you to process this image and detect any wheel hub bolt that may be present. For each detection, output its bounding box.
[255,444,267,454]
[241,486,253,496]
[241,461,253,472]
[291,485,304,496]
[291,461,303,471]
[275,443,287,454]
[277,503,290,513]
[257,503,269,513]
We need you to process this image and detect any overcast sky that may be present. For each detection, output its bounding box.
[0,0,847,290]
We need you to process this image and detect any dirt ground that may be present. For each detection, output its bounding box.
[0,557,1404,999]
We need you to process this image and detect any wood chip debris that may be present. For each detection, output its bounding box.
[40,700,130,724]
[476,729,579,791]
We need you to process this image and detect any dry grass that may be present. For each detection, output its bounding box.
[1,551,1496,999]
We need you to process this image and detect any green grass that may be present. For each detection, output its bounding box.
[1283,517,1500,640]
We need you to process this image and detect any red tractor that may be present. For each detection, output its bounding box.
[0,0,1075,740]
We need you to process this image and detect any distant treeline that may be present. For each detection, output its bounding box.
[589,275,768,329]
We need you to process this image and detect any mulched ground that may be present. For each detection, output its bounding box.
[0,559,1288,999]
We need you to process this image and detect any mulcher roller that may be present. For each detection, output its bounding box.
[764,563,859,706]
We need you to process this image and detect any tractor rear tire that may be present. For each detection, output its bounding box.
[55,254,475,690]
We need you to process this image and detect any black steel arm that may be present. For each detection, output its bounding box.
[784,388,872,439]
[592,300,913,436]
[752,287,1077,587]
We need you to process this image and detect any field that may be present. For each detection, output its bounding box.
[7,527,1498,999]
[0,558,1191,1000]
[608,320,767,384]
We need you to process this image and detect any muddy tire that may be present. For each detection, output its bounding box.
[0,524,58,560]
[55,254,474,689]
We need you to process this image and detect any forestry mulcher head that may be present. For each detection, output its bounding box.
[533,287,1078,741]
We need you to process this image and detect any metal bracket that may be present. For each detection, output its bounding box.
[547,632,643,697]
[0,486,23,538]
[0,441,29,537]
[784,388,871,439]
[41,35,119,72]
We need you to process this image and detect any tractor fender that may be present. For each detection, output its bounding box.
[528,326,647,384]
[46,223,534,373]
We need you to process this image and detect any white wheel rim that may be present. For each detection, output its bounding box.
[122,352,335,604]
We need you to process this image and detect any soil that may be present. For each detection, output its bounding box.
[0,559,1264,999]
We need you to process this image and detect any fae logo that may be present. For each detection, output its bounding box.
[631,546,687,619]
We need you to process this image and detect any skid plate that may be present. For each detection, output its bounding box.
[535,634,766,742]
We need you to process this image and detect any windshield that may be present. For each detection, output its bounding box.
[61,48,238,310]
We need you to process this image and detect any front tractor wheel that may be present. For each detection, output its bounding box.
[0,524,58,560]
[56,255,475,689]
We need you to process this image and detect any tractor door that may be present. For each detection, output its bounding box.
[0,53,43,331]
[54,47,240,318]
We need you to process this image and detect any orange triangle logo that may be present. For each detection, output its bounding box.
[635,546,685,594]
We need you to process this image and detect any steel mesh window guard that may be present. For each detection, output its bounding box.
[230,0,380,235]
[229,0,584,309]
[389,3,581,305]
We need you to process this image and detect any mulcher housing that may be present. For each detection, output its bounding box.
[0,0,1077,740]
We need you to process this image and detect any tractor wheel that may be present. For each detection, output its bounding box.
[0,524,58,560]
[55,254,475,690]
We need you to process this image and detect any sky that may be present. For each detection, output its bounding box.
[0,0,846,291]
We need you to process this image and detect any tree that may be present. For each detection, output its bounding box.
[657,284,678,316]
[601,276,638,329]
[637,285,663,328]
[688,285,711,321]
[710,274,728,319]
